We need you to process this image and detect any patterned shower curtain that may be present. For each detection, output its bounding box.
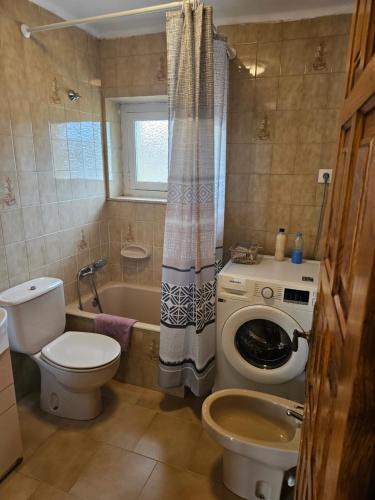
[159,1,228,396]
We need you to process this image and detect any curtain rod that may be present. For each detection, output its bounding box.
[20,1,186,38]
[20,0,236,59]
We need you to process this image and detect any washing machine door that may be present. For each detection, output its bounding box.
[221,305,308,384]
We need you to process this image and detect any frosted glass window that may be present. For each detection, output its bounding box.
[134,120,168,184]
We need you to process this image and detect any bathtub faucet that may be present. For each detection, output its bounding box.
[78,259,107,280]
[77,259,107,312]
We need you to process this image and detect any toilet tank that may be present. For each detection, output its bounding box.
[0,278,66,355]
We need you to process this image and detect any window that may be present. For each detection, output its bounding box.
[122,101,168,199]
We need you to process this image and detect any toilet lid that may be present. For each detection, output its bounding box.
[41,331,121,370]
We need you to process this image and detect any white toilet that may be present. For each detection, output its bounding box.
[0,277,121,420]
[202,389,302,500]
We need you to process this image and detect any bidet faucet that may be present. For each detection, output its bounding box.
[286,408,304,422]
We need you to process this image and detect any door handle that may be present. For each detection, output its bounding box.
[291,329,311,352]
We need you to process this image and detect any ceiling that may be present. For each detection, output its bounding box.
[31,0,353,39]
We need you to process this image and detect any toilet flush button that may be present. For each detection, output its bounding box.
[261,287,274,299]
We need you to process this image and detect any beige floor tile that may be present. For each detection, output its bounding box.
[70,444,156,500]
[20,429,99,492]
[138,463,239,500]
[29,481,81,500]
[137,388,203,423]
[134,413,201,468]
[87,400,156,450]
[102,379,144,403]
[18,399,59,460]
[188,430,224,482]
[0,471,39,500]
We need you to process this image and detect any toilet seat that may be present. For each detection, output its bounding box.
[41,331,121,370]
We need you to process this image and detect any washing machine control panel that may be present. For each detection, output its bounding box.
[283,288,310,305]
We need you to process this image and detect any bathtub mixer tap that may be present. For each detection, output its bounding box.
[77,258,107,313]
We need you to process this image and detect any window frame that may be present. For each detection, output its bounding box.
[121,102,169,199]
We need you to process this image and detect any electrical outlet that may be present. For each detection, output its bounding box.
[318,169,332,184]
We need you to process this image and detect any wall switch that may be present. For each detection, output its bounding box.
[318,169,332,183]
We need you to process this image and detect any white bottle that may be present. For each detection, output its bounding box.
[275,228,286,261]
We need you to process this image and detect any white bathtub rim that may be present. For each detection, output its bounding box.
[66,281,161,333]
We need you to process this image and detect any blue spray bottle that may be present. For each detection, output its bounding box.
[291,232,304,264]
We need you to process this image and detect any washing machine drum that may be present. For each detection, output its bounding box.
[221,305,308,385]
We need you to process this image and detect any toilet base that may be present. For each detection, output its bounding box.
[40,369,102,420]
[223,449,284,500]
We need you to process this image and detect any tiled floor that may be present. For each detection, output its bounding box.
[0,381,239,500]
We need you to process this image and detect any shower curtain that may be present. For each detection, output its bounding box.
[159,1,228,396]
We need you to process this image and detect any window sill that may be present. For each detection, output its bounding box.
[108,196,167,204]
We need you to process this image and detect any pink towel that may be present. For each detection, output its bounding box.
[95,314,136,352]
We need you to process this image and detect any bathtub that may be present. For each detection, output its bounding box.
[65,282,183,396]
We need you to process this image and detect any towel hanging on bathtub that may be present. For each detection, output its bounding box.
[95,314,136,352]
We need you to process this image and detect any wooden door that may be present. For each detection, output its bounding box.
[295,1,375,499]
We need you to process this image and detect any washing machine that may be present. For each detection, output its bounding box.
[214,255,320,403]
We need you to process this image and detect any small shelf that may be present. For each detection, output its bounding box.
[121,244,150,260]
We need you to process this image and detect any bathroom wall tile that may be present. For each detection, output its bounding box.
[14,136,36,172]
[34,136,53,172]
[266,204,291,233]
[38,172,57,204]
[309,15,352,37]
[290,205,321,235]
[26,237,47,270]
[256,42,281,77]
[250,144,273,174]
[269,174,293,204]
[49,106,67,140]
[227,144,252,174]
[5,241,28,278]
[277,76,303,110]
[291,175,317,205]
[0,172,20,210]
[253,111,275,143]
[1,209,25,244]
[0,92,11,136]
[247,203,268,231]
[219,24,257,44]
[248,174,270,204]
[256,22,282,42]
[294,143,322,175]
[226,174,249,202]
[271,143,296,174]
[254,78,278,111]
[274,110,301,143]
[51,139,70,171]
[41,203,60,235]
[18,172,40,206]
[30,102,50,139]
[302,74,330,109]
[44,233,61,263]
[0,134,15,171]
[228,112,254,143]
[229,79,255,112]
[280,39,308,75]
[62,256,77,282]
[9,99,33,138]
[22,206,44,239]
